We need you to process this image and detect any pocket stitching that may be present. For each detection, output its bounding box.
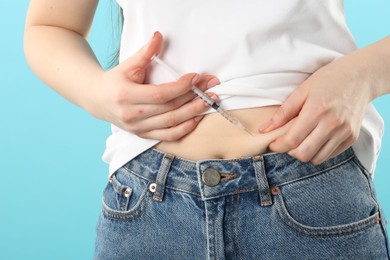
[351,156,372,178]
[278,153,355,188]
[121,166,150,182]
[102,180,153,222]
[274,192,380,238]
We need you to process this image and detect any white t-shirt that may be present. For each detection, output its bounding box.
[103,0,384,178]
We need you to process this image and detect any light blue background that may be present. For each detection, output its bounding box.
[1,1,389,259]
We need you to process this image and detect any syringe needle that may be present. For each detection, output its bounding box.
[242,127,254,136]
[215,107,254,136]
[153,56,254,136]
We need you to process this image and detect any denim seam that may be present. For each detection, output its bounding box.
[235,193,243,260]
[277,192,378,232]
[275,207,379,238]
[378,205,390,258]
[118,167,206,198]
[120,154,354,201]
[101,199,151,222]
[153,154,173,202]
[260,158,272,206]
[111,174,131,194]
[152,148,196,163]
[351,151,373,178]
[253,158,272,206]
[276,154,355,188]
[274,193,380,237]
[164,185,201,196]
[122,166,203,196]
[109,175,133,212]
[230,195,235,260]
[117,192,130,212]
[206,200,217,260]
[101,188,152,222]
[121,167,151,182]
[213,201,217,260]
[122,164,199,196]
[202,187,258,200]
[353,158,390,256]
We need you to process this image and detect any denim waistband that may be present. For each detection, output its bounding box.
[115,147,356,205]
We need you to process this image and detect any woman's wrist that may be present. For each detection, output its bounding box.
[81,68,109,120]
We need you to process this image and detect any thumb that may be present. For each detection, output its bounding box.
[120,31,163,77]
[258,83,308,133]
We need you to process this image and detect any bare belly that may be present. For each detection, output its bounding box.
[154,105,291,160]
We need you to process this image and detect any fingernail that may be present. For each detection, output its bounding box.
[288,149,296,158]
[206,92,219,103]
[210,94,219,102]
[258,119,273,133]
[207,78,220,88]
[150,31,159,42]
[192,74,201,86]
[194,115,204,122]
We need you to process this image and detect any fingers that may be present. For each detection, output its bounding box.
[268,104,319,154]
[327,140,356,163]
[111,73,197,106]
[105,31,223,141]
[138,116,205,141]
[123,72,219,105]
[130,75,219,120]
[269,110,358,165]
[119,31,163,82]
[258,83,309,133]
[124,73,206,104]
[125,93,219,134]
[284,118,341,163]
[310,132,357,165]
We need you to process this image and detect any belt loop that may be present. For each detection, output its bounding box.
[253,156,272,206]
[153,153,174,202]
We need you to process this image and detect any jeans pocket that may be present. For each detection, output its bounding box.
[101,167,153,222]
[273,156,382,238]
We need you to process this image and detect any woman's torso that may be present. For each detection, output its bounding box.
[138,0,349,159]
[154,106,288,160]
[103,0,382,176]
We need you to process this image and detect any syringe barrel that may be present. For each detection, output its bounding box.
[153,56,249,132]
[191,87,215,107]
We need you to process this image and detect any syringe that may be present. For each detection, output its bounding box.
[152,56,253,136]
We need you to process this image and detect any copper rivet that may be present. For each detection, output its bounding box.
[124,188,131,198]
[377,216,381,224]
[271,187,280,196]
[109,176,113,183]
[149,183,157,193]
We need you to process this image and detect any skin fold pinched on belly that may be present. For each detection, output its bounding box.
[154,105,292,160]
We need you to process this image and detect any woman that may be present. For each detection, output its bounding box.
[24,0,390,259]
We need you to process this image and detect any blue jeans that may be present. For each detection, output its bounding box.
[94,148,389,259]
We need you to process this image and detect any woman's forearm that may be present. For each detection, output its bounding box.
[24,26,220,140]
[338,35,390,101]
[24,25,104,111]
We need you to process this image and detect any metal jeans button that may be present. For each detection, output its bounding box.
[202,169,221,187]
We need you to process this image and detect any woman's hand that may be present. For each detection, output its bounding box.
[258,58,373,165]
[87,32,220,141]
